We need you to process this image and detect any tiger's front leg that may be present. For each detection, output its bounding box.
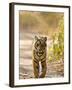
[33,60,39,78]
[39,60,47,78]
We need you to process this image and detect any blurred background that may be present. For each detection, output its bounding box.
[19,11,64,79]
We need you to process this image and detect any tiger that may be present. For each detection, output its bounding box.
[32,36,47,78]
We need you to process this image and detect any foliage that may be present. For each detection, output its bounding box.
[19,12,39,30]
[19,11,64,36]
[48,16,64,62]
[40,12,63,28]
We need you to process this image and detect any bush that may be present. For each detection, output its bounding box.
[48,16,64,62]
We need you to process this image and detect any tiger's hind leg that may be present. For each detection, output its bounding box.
[39,60,47,78]
[33,60,39,78]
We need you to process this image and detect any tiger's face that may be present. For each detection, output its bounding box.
[34,36,47,56]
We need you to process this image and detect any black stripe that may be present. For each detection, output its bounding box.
[34,55,46,61]
[41,60,46,63]
[34,60,38,64]
[34,57,38,60]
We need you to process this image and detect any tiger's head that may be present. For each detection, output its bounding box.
[34,36,47,56]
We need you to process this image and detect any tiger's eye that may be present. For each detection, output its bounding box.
[36,43,39,47]
[36,41,40,47]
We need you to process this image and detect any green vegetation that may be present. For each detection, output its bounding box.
[48,16,64,62]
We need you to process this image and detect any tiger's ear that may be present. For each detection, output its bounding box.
[35,36,38,40]
[44,37,47,41]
